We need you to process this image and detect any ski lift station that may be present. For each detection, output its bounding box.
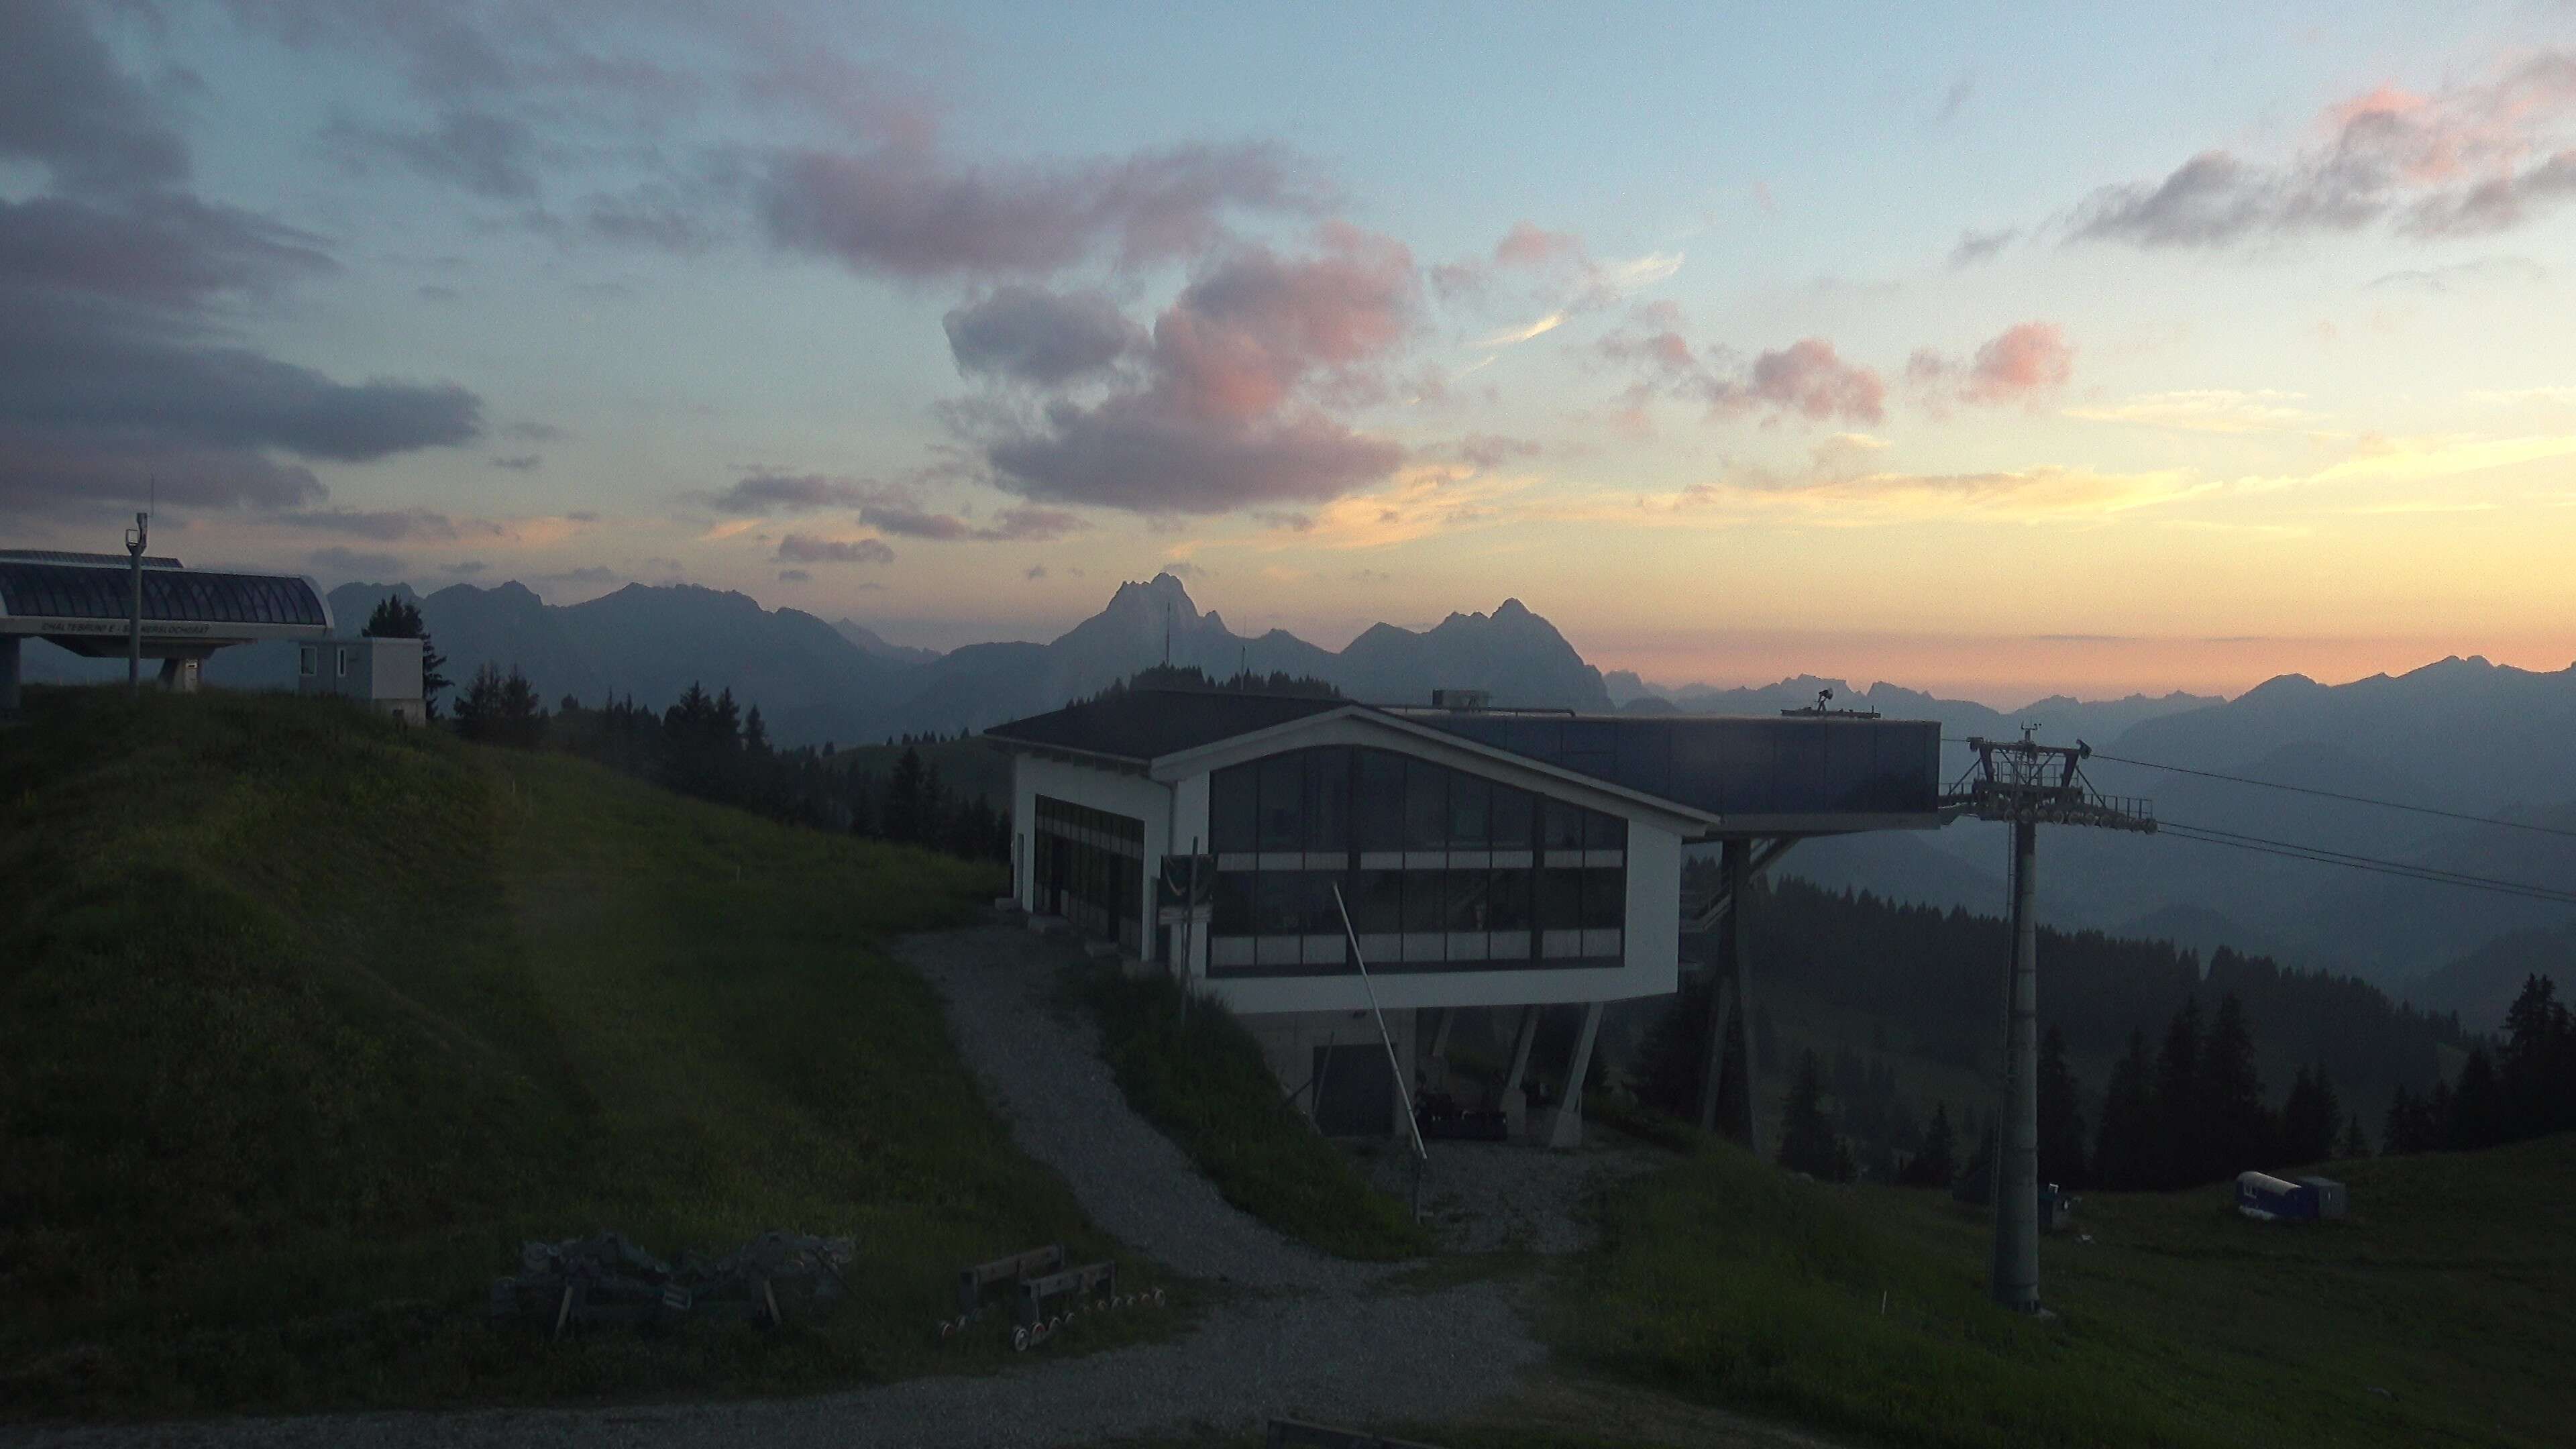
[989,688,1946,1147]
[0,549,335,712]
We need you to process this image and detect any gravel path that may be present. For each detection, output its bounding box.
[3,927,1563,1449]
[894,926,1390,1293]
[5,1285,1540,1449]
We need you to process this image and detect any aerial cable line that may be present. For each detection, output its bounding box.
[1939,737,2576,841]
[2155,820,2576,906]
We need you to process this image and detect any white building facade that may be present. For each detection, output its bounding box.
[991,690,1943,1144]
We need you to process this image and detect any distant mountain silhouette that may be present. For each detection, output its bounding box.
[869,574,1611,736]
[2409,920,2575,1032]
[832,619,942,665]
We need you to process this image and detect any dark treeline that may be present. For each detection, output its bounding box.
[1686,866,2467,1124]
[448,667,1006,863]
[2384,975,2576,1155]
[1085,663,1344,702]
[2086,995,2358,1189]
[1642,865,2479,1190]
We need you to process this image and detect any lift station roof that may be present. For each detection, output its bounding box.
[0,550,333,657]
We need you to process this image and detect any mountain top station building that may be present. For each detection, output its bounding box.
[988,688,1945,1146]
[0,549,334,714]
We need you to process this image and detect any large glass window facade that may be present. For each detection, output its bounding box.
[1205,747,1627,975]
[1034,795,1144,954]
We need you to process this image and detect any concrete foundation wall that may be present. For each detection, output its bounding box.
[1243,1007,1419,1138]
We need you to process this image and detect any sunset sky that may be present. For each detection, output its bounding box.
[7,2,2576,704]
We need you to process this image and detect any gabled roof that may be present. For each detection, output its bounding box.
[987,688,1949,832]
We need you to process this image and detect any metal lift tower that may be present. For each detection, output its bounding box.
[1951,731,2154,1313]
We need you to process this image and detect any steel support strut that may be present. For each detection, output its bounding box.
[1991,818,2041,1313]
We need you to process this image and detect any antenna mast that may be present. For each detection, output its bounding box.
[124,505,150,695]
[1949,727,2153,1315]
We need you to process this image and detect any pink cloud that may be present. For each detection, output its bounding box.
[1743,338,1885,424]
[1907,321,2076,407]
[1964,322,2075,402]
[1493,220,1585,268]
[970,225,1416,513]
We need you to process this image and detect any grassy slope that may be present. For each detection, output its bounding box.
[0,688,1164,1417]
[1073,962,1431,1260]
[1559,1130,2576,1449]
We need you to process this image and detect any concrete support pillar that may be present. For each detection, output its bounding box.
[1499,1004,1542,1138]
[1992,818,2042,1313]
[1,635,20,716]
[1427,1007,1455,1091]
[1546,1002,1604,1150]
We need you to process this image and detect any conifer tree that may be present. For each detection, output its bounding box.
[2092,1028,2157,1189]
[2036,1024,2089,1188]
[1778,1048,1855,1182]
[1901,1103,1956,1187]
[2200,994,2270,1178]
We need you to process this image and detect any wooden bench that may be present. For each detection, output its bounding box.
[1016,1260,1115,1328]
[957,1244,1062,1320]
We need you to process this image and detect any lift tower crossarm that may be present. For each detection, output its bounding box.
[1943,731,2153,1317]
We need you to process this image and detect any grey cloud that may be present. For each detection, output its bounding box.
[775,534,895,565]
[2403,151,2576,237]
[988,398,1402,514]
[306,546,404,579]
[1024,564,1047,580]
[707,472,873,514]
[1458,434,1542,470]
[0,6,480,520]
[777,568,812,583]
[330,108,540,199]
[759,141,1330,279]
[2071,57,2576,250]
[1948,227,2016,268]
[0,0,191,191]
[0,191,335,308]
[2070,150,2384,248]
[273,507,465,541]
[2366,256,2549,292]
[490,453,541,470]
[860,501,1087,542]
[945,286,1143,385]
[419,283,461,301]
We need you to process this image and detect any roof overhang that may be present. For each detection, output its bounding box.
[1143,704,1725,835]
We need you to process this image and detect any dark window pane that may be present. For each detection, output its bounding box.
[1537,867,1582,930]
[1305,747,1350,853]
[1447,773,1490,849]
[1489,868,1533,930]
[1582,867,1625,929]
[1403,869,1446,932]
[1355,749,1406,851]
[1585,809,1627,851]
[1211,764,1257,853]
[1542,798,1585,851]
[1446,868,1489,930]
[1212,871,1252,933]
[1258,753,1304,851]
[1354,869,1403,934]
[1303,871,1348,934]
[1403,759,1447,851]
[1490,785,1534,851]
[1254,871,1301,934]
